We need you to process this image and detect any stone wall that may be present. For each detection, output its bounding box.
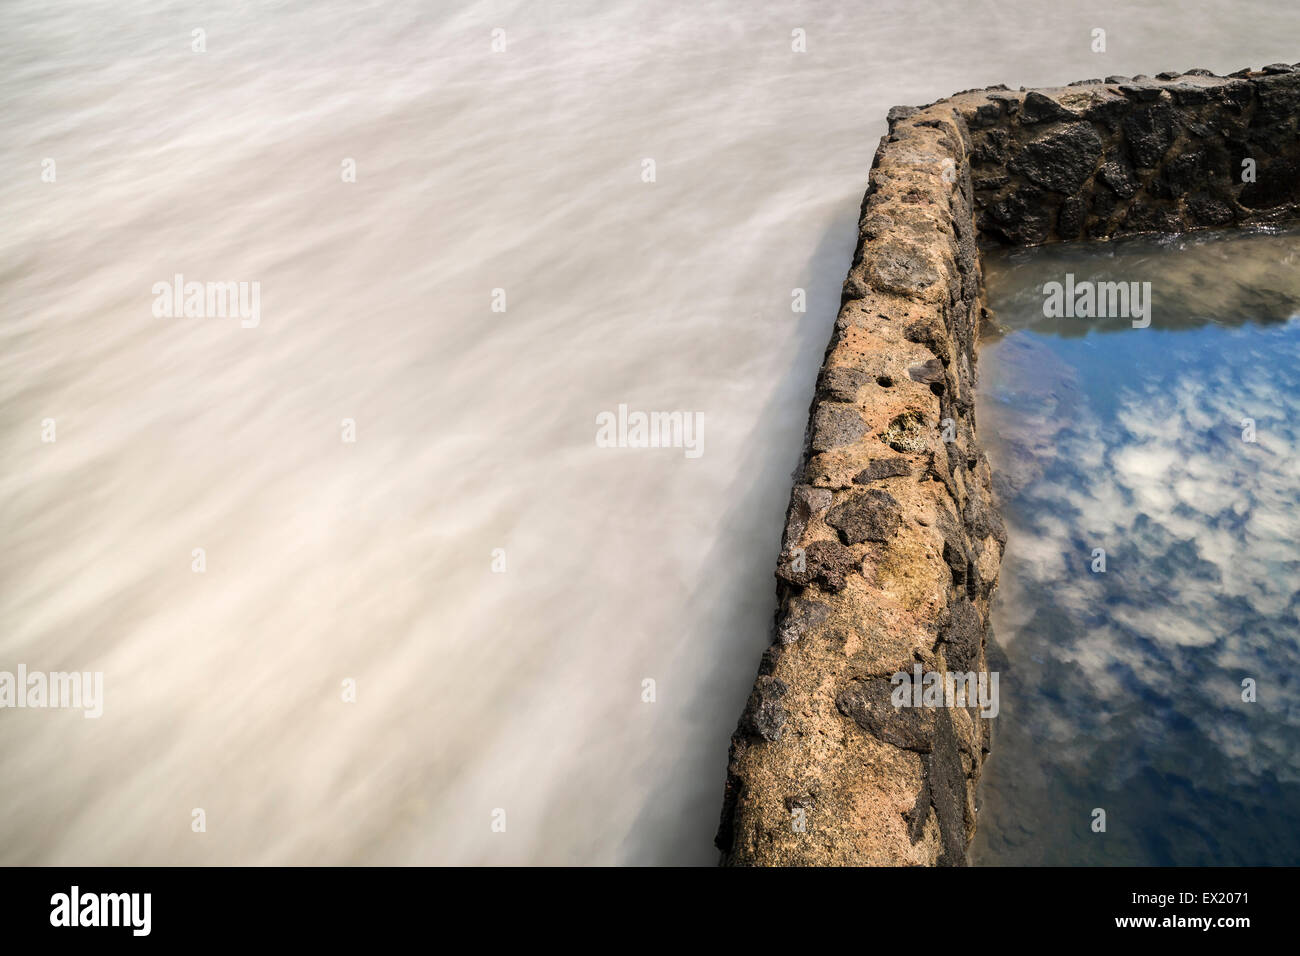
[969,67,1300,244]
[715,64,1300,866]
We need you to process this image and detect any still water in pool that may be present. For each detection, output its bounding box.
[972,227,1300,866]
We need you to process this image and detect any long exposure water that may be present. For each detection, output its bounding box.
[2,1,1297,864]
[972,227,1300,865]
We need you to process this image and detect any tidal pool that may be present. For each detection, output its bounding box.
[971,226,1300,866]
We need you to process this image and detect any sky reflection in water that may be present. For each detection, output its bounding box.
[972,227,1300,866]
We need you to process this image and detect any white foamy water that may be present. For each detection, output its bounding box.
[2,1,1295,864]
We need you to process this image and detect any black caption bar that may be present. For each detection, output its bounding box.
[0,865,1278,942]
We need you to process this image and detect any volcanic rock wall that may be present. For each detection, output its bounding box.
[969,66,1300,244]
[716,64,1300,866]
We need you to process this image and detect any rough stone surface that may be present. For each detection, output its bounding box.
[717,66,1300,868]
[853,457,912,482]
[1013,122,1104,192]
[826,489,903,544]
[739,676,789,742]
[965,70,1300,244]
[810,403,867,453]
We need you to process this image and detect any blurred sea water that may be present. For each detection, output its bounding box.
[2,0,1297,864]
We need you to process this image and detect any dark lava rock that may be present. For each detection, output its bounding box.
[1015,122,1104,193]
[741,675,788,741]
[886,105,918,126]
[1088,191,1118,234]
[927,709,969,866]
[1118,81,1165,103]
[1019,90,1076,124]
[964,489,1006,547]
[967,101,1003,128]
[1076,97,1128,130]
[940,597,983,672]
[777,538,858,593]
[988,189,1051,244]
[1123,200,1183,232]
[817,365,869,402]
[1216,80,1254,112]
[1058,196,1086,238]
[907,357,946,391]
[934,506,970,589]
[1187,193,1234,226]
[986,91,1022,114]
[972,144,1007,167]
[1123,104,1178,167]
[783,484,832,549]
[1078,95,1131,129]
[1263,63,1296,74]
[826,489,903,545]
[1098,160,1140,198]
[810,403,866,453]
[1167,82,1212,106]
[853,457,912,483]
[1255,72,1300,123]
[836,678,935,752]
[1157,150,1208,197]
[1240,157,1300,208]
